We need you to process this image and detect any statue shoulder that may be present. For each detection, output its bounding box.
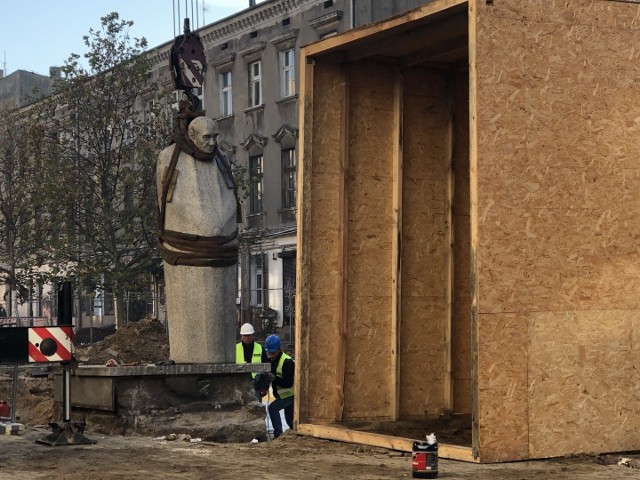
[157,144,182,167]
[158,144,176,159]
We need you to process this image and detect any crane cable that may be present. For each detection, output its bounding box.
[174,0,201,35]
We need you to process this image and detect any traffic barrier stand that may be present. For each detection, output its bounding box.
[36,361,95,446]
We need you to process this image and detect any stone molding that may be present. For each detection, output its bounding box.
[211,53,236,69]
[241,133,269,150]
[309,10,343,29]
[271,29,300,47]
[272,124,299,143]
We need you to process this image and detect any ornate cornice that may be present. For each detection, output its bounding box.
[201,0,313,45]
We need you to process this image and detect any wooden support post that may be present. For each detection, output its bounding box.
[443,73,455,413]
[294,50,315,427]
[335,63,350,422]
[468,0,480,460]
[390,68,403,421]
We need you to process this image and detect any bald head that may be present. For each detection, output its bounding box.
[188,117,218,154]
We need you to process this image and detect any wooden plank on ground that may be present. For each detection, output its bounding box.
[296,423,478,462]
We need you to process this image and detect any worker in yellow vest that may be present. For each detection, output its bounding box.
[235,323,267,378]
[264,334,294,439]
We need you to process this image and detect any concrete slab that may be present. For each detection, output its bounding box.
[53,363,270,412]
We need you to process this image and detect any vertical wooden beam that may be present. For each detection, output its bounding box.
[294,49,315,428]
[468,0,480,461]
[335,62,350,422]
[390,68,403,421]
[443,72,455,413]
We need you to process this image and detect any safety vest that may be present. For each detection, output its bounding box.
[275,352,294,399]
[236,341,263,379]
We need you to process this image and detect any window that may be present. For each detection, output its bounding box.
[249,155,263,214]
[250,254,264,307]
[280,49,295,98]
[220,71,232,116]
[281,148,296,208]
[249,60,262,107]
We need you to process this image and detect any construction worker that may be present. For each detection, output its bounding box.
[264,334,294,439]
[236,323,267,378]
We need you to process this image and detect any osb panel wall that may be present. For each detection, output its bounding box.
[451,70,472,415]
[528,310,640,457]
[399,68,451,418]
[342,62,396,419]
[474,0,640,461]
[301,60,346,422]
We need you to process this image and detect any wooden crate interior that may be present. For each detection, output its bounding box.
[296,0,473,451]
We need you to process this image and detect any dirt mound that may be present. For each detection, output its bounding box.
[75,317,169,365]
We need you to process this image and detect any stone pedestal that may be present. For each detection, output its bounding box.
[53,363,271,442]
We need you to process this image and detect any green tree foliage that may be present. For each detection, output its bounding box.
[38,13,165,326]
[0,105,50,316]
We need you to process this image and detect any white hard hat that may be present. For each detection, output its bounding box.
[240,323,255,335]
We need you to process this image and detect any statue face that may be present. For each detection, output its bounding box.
[188,118,218,154]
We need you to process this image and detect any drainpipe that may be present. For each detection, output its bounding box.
[350,0,355,28]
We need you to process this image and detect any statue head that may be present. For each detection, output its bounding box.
[187,117,218,154]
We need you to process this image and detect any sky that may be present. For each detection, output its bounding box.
[0,0,267,76]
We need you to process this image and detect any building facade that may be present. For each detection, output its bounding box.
[0,69,54,109]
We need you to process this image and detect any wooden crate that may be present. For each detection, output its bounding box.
[295,0,640,462]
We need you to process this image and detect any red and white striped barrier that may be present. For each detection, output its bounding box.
[28,326,74,363]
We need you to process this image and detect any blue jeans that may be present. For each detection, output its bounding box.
[268,396,294,438]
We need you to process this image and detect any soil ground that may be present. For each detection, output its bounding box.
[1,318,639,479]
[2,428,640,480]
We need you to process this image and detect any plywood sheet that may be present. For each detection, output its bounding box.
[528,310,640,457]
[304,294,341,421]
[474,0,640,460]
[475,0,640,315]
[476,313,529,462]
[300,59,346,422]
[399,300,448,417]
[341,62,396,420]
[399,68,452,418]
